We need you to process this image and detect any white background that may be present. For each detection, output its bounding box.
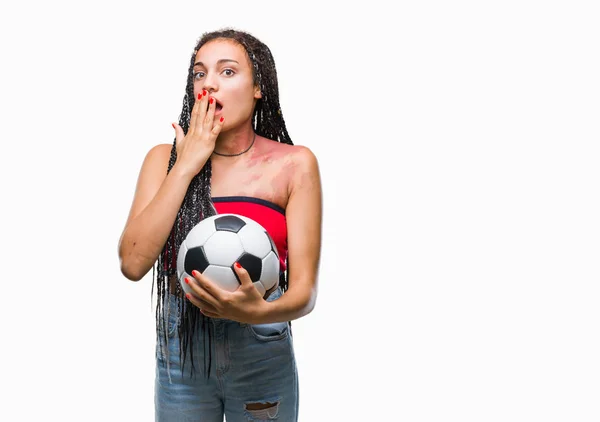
[1,1,599,421]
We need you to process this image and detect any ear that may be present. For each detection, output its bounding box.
[253,85,262,99]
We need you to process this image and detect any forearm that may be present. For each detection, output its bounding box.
[257,284,317,324]
[119,164,194,281]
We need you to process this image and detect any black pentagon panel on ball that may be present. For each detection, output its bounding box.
[184,246,210,275]
[214,215,246,233]
[236,253,263,282]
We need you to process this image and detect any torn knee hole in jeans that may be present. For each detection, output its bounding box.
[245,401,280,419]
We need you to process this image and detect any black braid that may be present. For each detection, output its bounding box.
[154,28,294,379]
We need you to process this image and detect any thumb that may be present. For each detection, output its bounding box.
[172,123,184,144]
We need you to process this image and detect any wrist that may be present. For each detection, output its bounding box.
[250,300,274,325]
[171,161,199,181]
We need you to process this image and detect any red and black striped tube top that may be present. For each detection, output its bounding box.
[212,196,288,271]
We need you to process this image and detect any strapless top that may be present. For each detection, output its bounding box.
[212,196,288,271]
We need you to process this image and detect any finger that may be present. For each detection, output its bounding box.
[172,123,184,144]
[204,96,217,130]
[191,270,224,299]
[232,262,253,288]
[185,292,218,313]
[200,309,220,319]
[185,276,220,308]
[189,92,202,136]
[194,90,208,134]
[212,116,225,137]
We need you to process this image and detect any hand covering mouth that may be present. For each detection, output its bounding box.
[207,99,223,112]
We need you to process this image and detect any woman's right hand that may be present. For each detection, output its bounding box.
[172,90,224,177]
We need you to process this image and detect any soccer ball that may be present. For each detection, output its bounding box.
[177,214,280,298]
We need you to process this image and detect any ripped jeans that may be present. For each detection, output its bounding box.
[155,287,299,421]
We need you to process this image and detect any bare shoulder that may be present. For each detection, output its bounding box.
[121,143,174,230]
[283,144,320,194]
[261,139,318,169]
[285,144,319,180]
[289,144,318,168]
[143,143,173,171]
[135,143,173,195]
[148,142,173,155]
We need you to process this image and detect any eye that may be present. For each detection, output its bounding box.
[222,68,235,76]
[193,71,205,80]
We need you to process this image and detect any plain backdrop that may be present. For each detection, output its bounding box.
[1,0,599,421]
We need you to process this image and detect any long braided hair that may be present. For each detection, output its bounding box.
[153,28,293,378]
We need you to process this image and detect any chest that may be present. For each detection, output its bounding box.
[210,153,294,210]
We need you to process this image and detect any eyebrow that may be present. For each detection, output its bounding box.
[193,59,239,67]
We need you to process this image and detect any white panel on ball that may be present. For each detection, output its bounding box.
[237,224,271,258]
[179,274,193,296]
[203,231,244,266]
[177,242,188,278]
[203,265,240,292]
[184,219,217,249]
[253,281,266,297]
[260,251,280,291]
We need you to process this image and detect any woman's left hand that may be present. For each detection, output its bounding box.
[184,263,268,324]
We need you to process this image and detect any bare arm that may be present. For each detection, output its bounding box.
[118,144,195,281]
[118,91,223,281]
[260,145,323,322]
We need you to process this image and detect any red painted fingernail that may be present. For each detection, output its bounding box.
[197,93,201,100]
[184,277,189,284]
[191,270,198,276]
[185,293,190,299]
[203,89,207,96]
[210,97,214,104]
[220,117,224,122]
[235,262,241,269]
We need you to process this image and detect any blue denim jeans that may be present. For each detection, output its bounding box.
[155,287,299,421]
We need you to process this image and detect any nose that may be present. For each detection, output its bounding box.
[202,71,218,94]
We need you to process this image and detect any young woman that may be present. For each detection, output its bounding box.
[118,28,322,421]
